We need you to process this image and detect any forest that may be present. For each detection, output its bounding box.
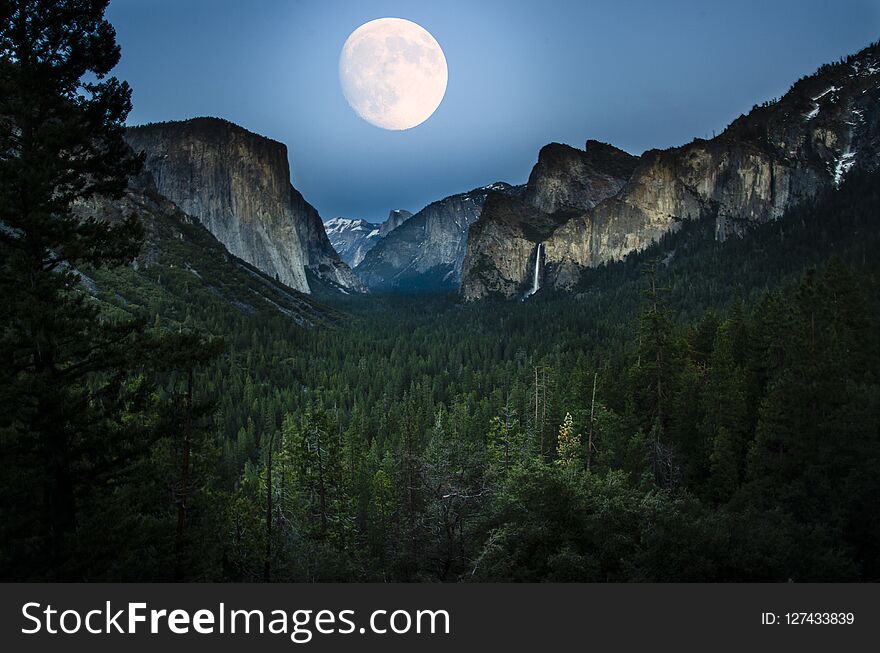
[1,1,879,582]
[3,165,879,581]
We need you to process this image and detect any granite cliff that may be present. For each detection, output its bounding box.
[461,42,880,300]
[125,118,363,294]
[74,173,332,325]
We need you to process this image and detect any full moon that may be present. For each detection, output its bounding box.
[339,18,448,131]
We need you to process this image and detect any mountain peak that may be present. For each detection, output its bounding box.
[525,139,639,214]
[462,40,880,300]
[378,208,414,237]
[125,118,364,294]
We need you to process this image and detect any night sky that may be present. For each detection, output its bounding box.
[107,0,879,223]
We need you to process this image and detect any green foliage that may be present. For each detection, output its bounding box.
[174,168,873,582]
[0,0,146,578]
[0,0,222,580]
[555,412,582,472]
[5,160,880,580]
[1,1,878,581]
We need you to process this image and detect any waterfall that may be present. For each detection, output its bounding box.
[532,243,542,294]
[524,243,543,299]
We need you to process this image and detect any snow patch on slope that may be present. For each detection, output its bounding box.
[833,149,856,187]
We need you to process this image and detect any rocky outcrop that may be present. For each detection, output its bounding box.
[125,118,363,294]
[462,41,880,300]
[460,194,557,299]
[524,141,639,213]
[379,209,413,237]
[356,183,520,291]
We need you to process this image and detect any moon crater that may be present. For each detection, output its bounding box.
[339,18,448,131]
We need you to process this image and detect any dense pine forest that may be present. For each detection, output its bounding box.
[4,165,879,581]
[2,1,879,583]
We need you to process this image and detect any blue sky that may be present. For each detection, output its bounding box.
[107,0,879,223]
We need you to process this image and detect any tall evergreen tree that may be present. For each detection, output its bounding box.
[555,412,582,473]
[0,0,146,577]
[630,261,680,485]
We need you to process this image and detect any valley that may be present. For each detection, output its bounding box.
[41,165,878,581]
[2,9,878,583]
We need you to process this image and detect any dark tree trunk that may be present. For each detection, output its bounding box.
[175,367,193,581]
[265,434,272,582]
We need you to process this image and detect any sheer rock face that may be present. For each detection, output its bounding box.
[356,183,520,291]
[288,185,366,293]
[74,173,331,324]
[462,42,880,300]
[460,194,551,300]
[125,118,363,294]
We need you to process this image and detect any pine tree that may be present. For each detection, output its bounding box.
[0,0,146,577]
[555,412,582,474]
[702,319,750,502]
[368,459,394,571]
[286,405,349,546]
[630,261,679,485]
[486,402,524,478]
[632,261,674,428]
[140,330,224,580]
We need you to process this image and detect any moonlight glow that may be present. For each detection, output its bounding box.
[339,18,448,131]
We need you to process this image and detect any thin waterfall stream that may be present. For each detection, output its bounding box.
[524,242,543,299]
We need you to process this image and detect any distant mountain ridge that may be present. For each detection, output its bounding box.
[461,41,880,300]
[325,217,379,268]
[356,182,521,291]
[325,209,413,268]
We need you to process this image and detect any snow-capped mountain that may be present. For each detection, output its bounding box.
[325,209,414,268]
[325,217,381,268]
